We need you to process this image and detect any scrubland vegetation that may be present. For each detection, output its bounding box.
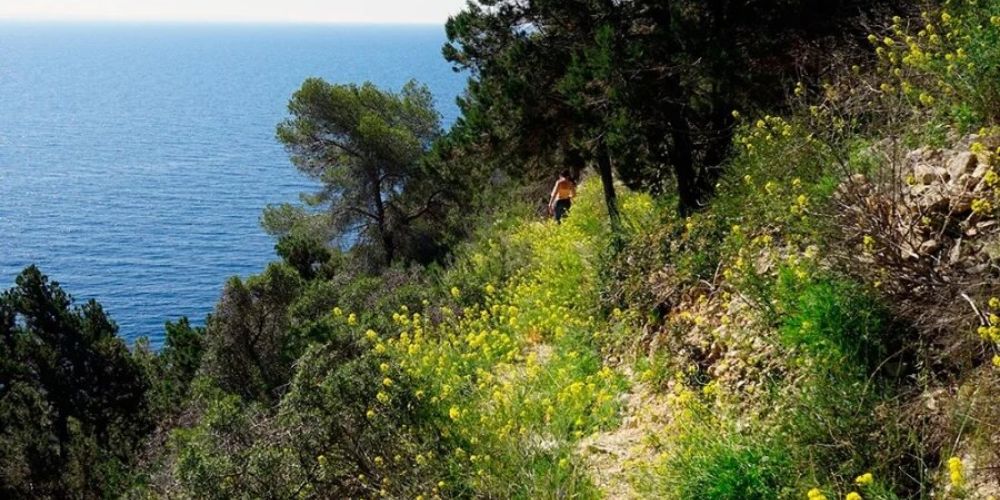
[4,0,1000,498]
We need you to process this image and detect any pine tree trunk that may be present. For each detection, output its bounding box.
[665,104,699,217]
[595,138,623,238]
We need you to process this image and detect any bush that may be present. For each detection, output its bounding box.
[777,270,896,374]
[276,233,337,281]
[203,262,303,402]
[636,388,794,500]
[871,0,1000,129]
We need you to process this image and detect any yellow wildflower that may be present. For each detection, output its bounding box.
[847,493,863,500]
[855,472,873,485]
[948,456,964,487]
[971,198,994,215]
[983,170,998,187]
[807,488,828,500]
[863,235,875,253]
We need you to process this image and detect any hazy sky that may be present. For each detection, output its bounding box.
[0,0,468,24]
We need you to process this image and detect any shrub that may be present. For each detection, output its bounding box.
[871,0,1000,129]
[636,388,794,500]
[203,262,303,402]
[777,270,895,374]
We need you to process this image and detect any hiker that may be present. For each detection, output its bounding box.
[548,170,576,224]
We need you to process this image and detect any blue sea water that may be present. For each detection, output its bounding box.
[0,22,466,347]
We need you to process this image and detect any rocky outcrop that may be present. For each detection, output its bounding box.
[836,135,999,273]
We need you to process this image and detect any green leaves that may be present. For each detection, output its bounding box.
[0,266,152,498]
[204,262,303,402]
[278,79,447,266]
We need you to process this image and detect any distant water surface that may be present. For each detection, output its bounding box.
[0,22,465,346]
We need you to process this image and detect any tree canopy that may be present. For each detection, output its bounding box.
[0,266,151,497]
[276,79,448,266]
[444,0,896,217]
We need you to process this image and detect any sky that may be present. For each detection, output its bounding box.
[0,0,467,24]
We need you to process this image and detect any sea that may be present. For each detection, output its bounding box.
[0,22,466,347]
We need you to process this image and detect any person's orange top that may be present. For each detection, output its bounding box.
[554,179,576,200]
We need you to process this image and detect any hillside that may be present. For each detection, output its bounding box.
[4,0,1000,498]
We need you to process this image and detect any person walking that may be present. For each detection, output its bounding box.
[548,170,576,224]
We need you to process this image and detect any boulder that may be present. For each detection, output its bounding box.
[912,185,951,213]
[953,173,977,191]
[951,193,973,213]
[913,163,941,184]
[946,151,978,179]
[971,160,992,181]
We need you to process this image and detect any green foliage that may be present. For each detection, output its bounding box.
[203,262,303,402]
[634,383,795,500]
[162,301,439,498]
[777,271,894,374]
[872,0,1000,129]
[277,79,451,266]
[0,266,152,498]
[445,0,898,215]
[142,317,206,416]
[365,181,638,498]
[276,233,337,281]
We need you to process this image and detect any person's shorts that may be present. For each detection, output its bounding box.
[554,199,572,223]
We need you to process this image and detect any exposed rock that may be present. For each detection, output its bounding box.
[911,185,950,212]
[971,160,992,181]
[914,163,948,185]
[946,151,978,180]
[951,193,973,214]
[949,238,963,265]
[983,236,1000,261]
[919,239,941,255]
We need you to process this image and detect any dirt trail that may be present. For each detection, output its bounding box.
[578,368,672,499]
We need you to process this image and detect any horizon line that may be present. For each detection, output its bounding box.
[0,17,449,27]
